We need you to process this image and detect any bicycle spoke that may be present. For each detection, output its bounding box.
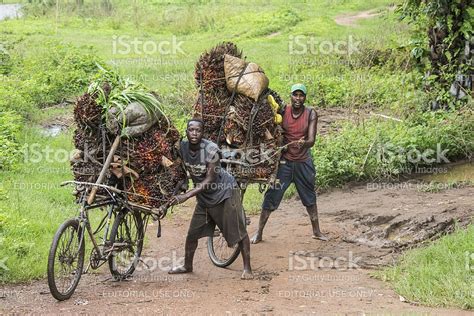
[54,226,80,293]
[110,212,143,277]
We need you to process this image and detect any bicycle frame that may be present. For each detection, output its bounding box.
[75,188,119,270]
[62,180,165,270]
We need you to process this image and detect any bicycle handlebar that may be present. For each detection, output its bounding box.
[61,180,122,193]
[62,180,176,220]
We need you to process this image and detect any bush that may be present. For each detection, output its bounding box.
[313,108,474,189]
[0,111,22,170]
[0,38,100,117]
[11,40,99,108]
[0,38,101,169]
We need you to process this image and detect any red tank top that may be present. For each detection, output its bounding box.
[282,105,312,161]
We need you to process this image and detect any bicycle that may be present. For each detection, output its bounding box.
[47,180,169,301]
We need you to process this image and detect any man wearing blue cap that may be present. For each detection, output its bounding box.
[251,83,328,243]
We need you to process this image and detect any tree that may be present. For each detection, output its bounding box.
[399,0,473,108]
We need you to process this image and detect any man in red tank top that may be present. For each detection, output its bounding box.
[251,84,328,243]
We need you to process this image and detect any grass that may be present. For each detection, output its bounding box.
[376,225,474,309]
[0,127,77,282]
[1,0,409,105]
[0,121,112,283]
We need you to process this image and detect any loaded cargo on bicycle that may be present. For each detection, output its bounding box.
[47,42,286,300]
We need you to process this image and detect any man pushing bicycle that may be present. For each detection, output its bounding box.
[168,118,253,280]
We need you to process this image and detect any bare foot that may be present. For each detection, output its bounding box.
[241,270,254,280]
[250,233,262,244]
[168,265,192,274]
[312,234,329,241]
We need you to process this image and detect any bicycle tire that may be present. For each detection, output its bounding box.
[47,218,85,301]
[207,232,241,268]
[108,210,144,280]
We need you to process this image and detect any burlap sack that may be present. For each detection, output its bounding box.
[224,54,269,101]
[106,101,158,137]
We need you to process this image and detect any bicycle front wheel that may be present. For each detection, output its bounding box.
[108,210,144,280]
[47,218,85,301]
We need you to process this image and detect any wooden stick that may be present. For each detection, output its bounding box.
[87,136,121,205]
[370,112,403,122]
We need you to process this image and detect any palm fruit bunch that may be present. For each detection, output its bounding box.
[71,68,186,208]
[194,42,243,143]
[71,89,110,186]
[123,122,186,208]
[194,42,285,181]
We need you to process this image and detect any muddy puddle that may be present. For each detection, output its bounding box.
[421,162,474,183]
[40,124,68,137]
[342,212,464,250]
[325,166,473,267]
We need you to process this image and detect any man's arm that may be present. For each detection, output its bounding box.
[298,109,318,149]
[172,153,219,204]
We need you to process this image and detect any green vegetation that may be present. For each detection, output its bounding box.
[0,111,22,170]
[0,38,99,117]
[314,109,474,188]
[398,0,473,108]
[0,127,77,282]
[0,1,472,300]
[377,225,474,309]
[1,0,411,108]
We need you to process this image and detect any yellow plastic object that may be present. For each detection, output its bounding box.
[268,95,282,125]
[274,114,282,124]
[267,95,280,113]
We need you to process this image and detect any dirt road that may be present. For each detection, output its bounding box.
[334,9,381,27]
[1,181,472,315]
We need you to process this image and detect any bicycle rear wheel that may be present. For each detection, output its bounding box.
[108,210,144,280]
[207,229,241,268]
[47,218,85,301]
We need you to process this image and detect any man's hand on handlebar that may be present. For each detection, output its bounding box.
[171,192,190,206]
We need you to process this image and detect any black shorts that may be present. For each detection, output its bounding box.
[187,188,248,247]
[262,158,316,211]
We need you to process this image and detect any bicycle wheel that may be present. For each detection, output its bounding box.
[207,228,241,268]
[47,218,85,301]
[108,210,144,280]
